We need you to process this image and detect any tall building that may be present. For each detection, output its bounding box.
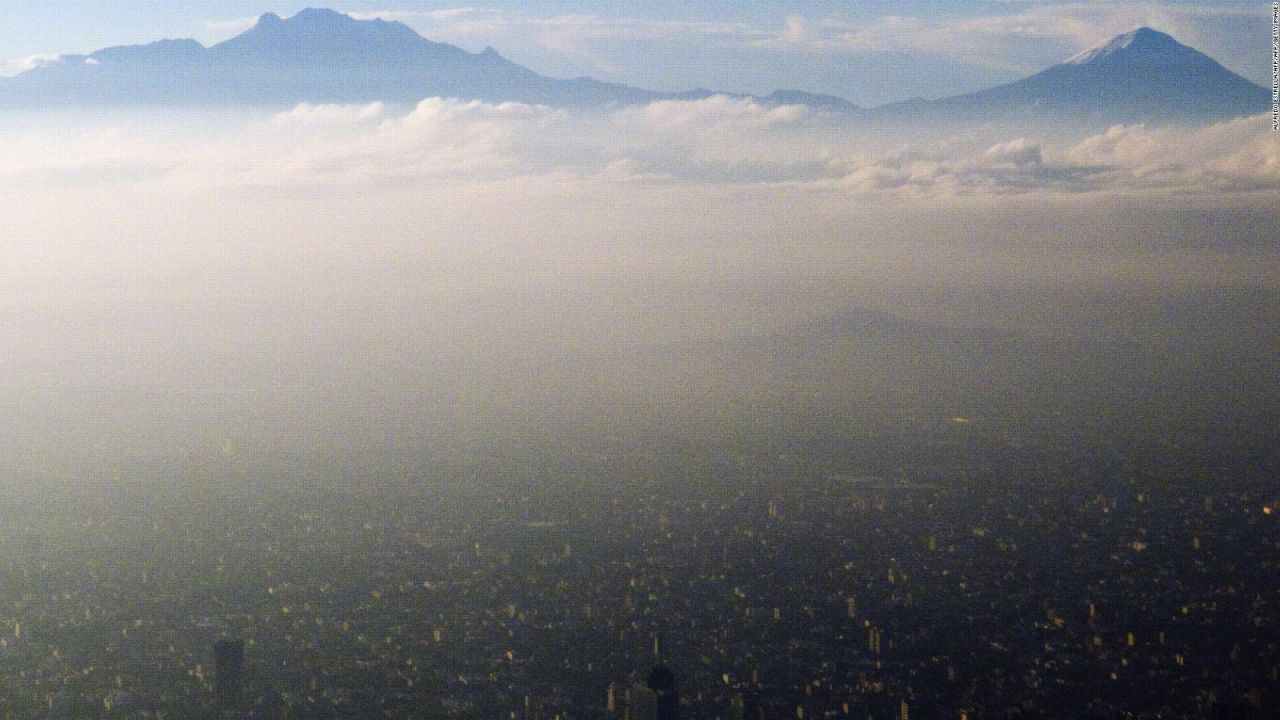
[214,639,245,707]
[733,688,762,720]
[647,664,679,720]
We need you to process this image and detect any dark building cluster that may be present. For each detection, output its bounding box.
[0,422,1275,719]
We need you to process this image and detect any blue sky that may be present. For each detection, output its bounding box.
[0,1,1271,106]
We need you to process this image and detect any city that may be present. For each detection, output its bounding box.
[1,5,1277,720]
[0,415,1275,719]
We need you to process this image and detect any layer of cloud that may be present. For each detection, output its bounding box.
[1064,117,1280,192]
[271,101,387,127]
[0,100,1274,200]
[834,117,1278,197]
[833,139,1102,197]
[619,95,808,131]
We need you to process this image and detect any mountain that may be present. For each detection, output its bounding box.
[873,27,1268,126]
[0,8,849,110]
[0,9,674,108]
[660,300,1280,443]
[0,14,1265,126]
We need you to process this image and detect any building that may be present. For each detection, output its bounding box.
[648,664,679,720]
[213,639,245,707]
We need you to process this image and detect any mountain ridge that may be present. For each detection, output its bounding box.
[871,26,1267,125]
[0,11,1267,125]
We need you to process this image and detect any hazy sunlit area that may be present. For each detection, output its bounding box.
[3,102,1276,476]
[0,3,1276,718]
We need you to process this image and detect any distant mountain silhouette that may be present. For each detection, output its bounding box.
[0,9,671,107]
[0,13,1266,126]
[872,27,1268,126]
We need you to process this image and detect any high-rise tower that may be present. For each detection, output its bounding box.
[647,664,678,720]
[214,639,245,707]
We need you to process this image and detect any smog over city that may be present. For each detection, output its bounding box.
[0,3,1276,718]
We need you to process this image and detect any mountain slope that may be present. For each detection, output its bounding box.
[874,27,1268,126]
[0,9,847,110]
[0,15,1264,126]
[0,9,673,107]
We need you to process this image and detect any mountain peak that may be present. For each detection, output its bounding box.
[2,10,1261,122]
[290,8,355,24]
[1065,27,1190,66]
[213,8,430,57]
[245,8,363,33]
[911,24,1270,126]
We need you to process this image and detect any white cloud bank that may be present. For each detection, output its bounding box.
[2,98,1273,315]
[831,118,1278,197]
[1,98,1274,200]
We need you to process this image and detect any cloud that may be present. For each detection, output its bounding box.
[349,8,493,23]
[833,141,1077,197]
[200,16,260,35]
[759,3,1267,73]
[0,53,59,77]
[221,98,564,186]
[1064,116,1280,192]
[621,95,808,131]
[271,102,387,127]
[824,115,1278,198]
[249,96,821,187]
[984,138,1044,167]
[0,99,1273,202]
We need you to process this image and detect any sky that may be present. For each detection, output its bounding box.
[0,1,1272,106]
